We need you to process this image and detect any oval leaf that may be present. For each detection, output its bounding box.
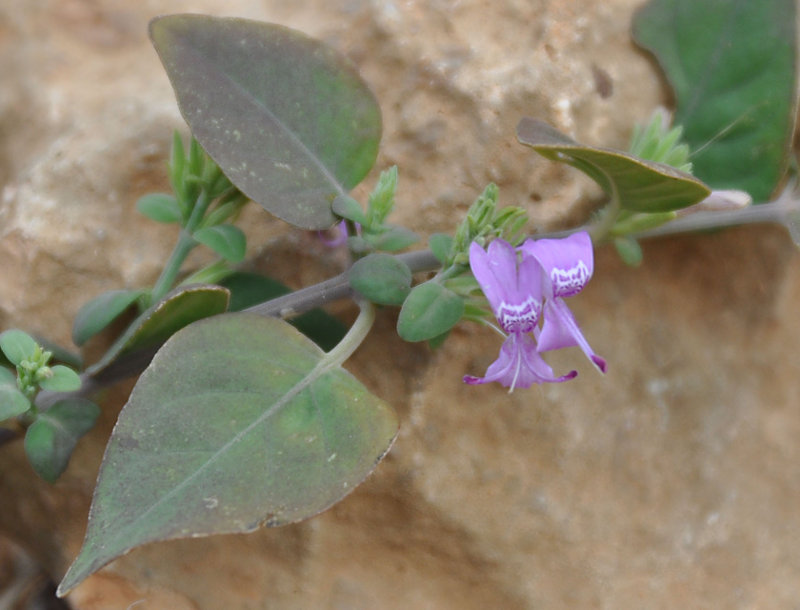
[86,284,230,381]
[58,313,398,595]
[516,118,710,212]
[38,365,81,393]
[0,384,31,421]
[72,289,145,346]
[633,0,797,201]
[349,253,412,306]
[0,330,37,366]
[397,281,464,342]
[24,398,100,483]
[150,15,382,230]
[136,193,183,224]
[194,224,246,263]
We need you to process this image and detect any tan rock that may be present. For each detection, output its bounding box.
[2,0,799,609]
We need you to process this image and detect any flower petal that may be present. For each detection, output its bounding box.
[469,240,542,333]
[538,298,607,373]
[463,332,577,391]
[522,231,594,298]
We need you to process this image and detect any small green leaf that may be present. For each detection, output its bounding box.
[613,236,644,267]
[366,166,398,226]
[633,0,797,201]
[365,226,419,253]
[38,365,81,393]
[0,384,31,421]
[72,290,146,346]
[150,15,381,230]
[194,224,246,263]
[331,195,367,225]
[429,233,453,265]
[136,193,183,224]
[86,284,230,380]
[349,253,412,306]
[24,399,100,483]
[58,313,398,595]
[516,118,710,212]
[0,330,37,366]
[397,281,465,342]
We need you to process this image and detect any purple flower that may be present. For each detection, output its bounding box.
[463,239,577,390]
[521,231,607,373]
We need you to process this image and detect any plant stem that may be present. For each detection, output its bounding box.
[150,189,213,302]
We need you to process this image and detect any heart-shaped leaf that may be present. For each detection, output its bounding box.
[24,398,100,483]
[150,15,382,230]
[72,289,146,346]
[58,313,398,595]
[516,118,710,212]
[86,285,229,382]
[633,0,797,201]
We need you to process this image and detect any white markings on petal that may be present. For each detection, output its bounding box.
[550,260,590,297]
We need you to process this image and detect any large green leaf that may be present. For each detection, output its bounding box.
[150,15,382,230]
[632,0,797,201]
[86,284,229,381]
[517,118,710,212]
[58,313,398,595]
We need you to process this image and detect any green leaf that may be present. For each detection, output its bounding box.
[72,290,145,346]
[349,254,412,306]
[0,367,15,385]
[219,272,348,352]
[0,384,30,421]
[24,399,100,483]
[613,236,644,267]
[632,0,797,202]
[429,233,453,265]
[0,330,37,366]
[38,365,81,393]
[516,118,710,213]
[150,15,382,230]
[194,224,246,263]
[397,281,464,342]
[136,193,183,224]
[87,285,230,380]
[58,313,398,595]
[331,195,367,225]
[365,226,419,253]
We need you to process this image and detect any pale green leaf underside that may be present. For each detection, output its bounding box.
[59,313,397,595]
[516,118,710,212]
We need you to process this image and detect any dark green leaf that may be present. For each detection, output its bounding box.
[58,313,398,595]
[39,365,81,393]
[194,224,246,263]
[0,330,37,366]
[632,0,797,201]
[349,254,412,306]
[24,398,100,483]
[397,281,464,342]
[72,290,145,346]
[219,272,347,351]
[86,285,230,379]
[136,193,183,224]
[0,384,30,421]
[516,118,710,212]
[150,15,382,230]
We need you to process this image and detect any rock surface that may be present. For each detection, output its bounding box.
[1,0,799,608]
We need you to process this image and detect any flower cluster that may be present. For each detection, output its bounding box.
[464,231,606,391]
